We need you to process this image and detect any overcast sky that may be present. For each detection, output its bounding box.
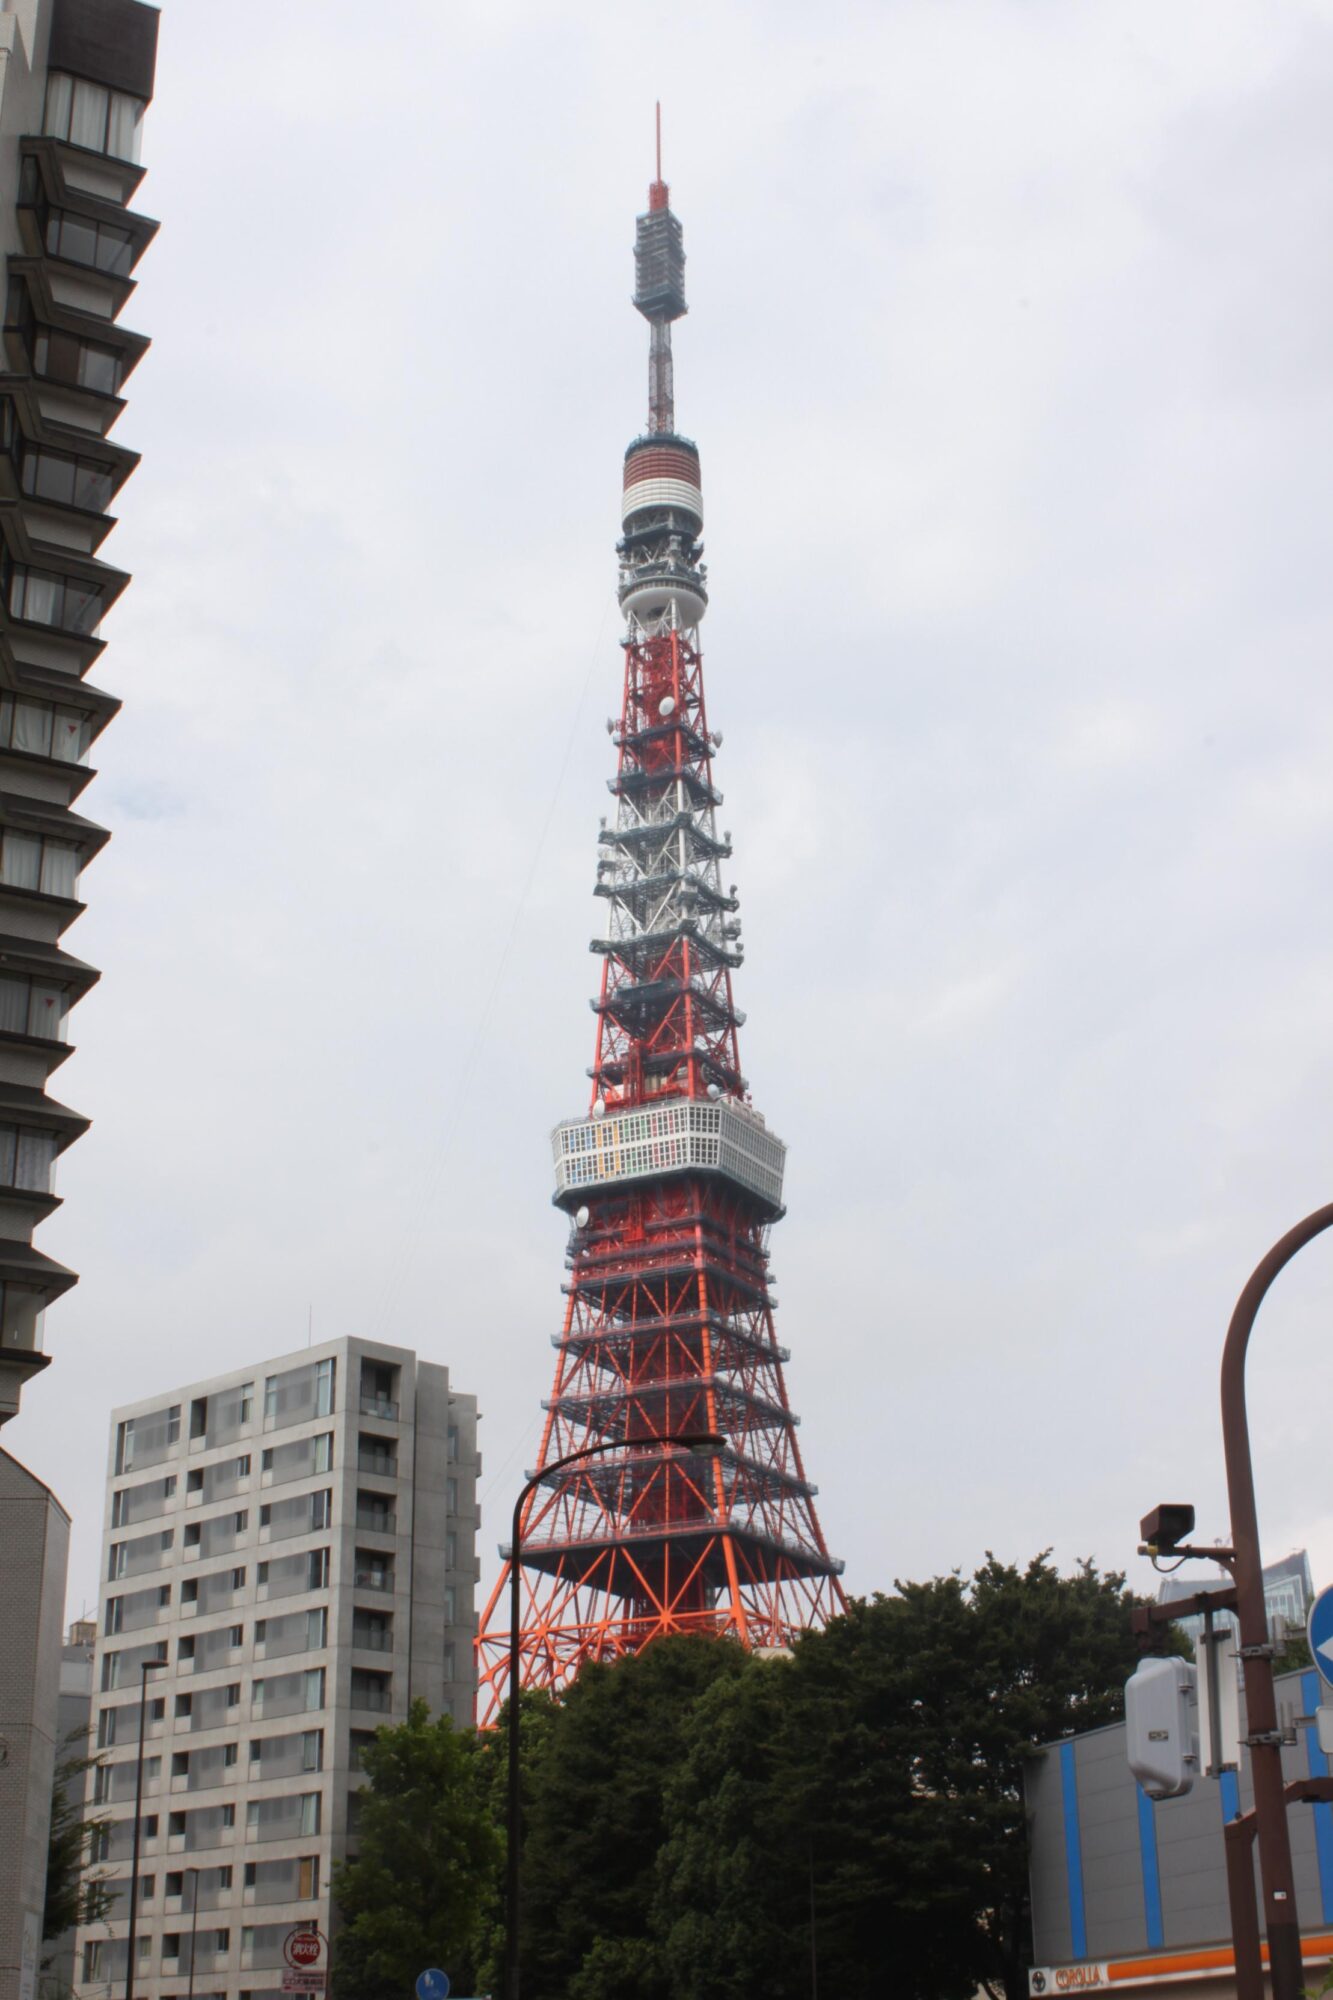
[12,0,1333,1632]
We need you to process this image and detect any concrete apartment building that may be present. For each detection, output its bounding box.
[74,1338,481,1999]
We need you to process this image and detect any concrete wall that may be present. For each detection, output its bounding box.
[0,1448,71,2000]
[1026,1667,1333,1969]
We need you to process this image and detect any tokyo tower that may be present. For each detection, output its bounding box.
[474,129,844,1722]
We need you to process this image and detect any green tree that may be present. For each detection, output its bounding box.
[518,1633,749,2000]
[331,1700,501,2000]
[655,1554,1158,2000]
[42,1727,111,1952]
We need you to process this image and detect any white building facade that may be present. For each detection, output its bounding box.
[75,1337,481,1999]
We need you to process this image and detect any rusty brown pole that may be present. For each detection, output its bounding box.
[1220,1201,1333,2000]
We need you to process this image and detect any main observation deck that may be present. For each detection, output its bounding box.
[552,1096,786,1217]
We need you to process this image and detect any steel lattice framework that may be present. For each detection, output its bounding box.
[475,150,844,1724]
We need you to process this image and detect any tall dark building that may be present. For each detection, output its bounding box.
[0,7,158,1993]
[0,0,158,1426]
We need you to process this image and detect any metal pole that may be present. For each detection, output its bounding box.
[124,1658,165,2000]
[1219,1200,1333,2000]
[1223,1812,1265,2000]
[503,1429,724,2000]
[187,1867,199,2000]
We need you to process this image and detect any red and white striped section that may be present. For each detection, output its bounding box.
[622,440,703,528]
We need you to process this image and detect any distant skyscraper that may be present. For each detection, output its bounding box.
[0,0,158,1425]
[475,128,844,1720]
[1158,1548,1315,1653]
[75,1339,481,1999]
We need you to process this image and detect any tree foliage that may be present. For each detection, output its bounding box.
[331,1700,501,2000]
[330,1557,1155,2000]
[43,1727,111,1953]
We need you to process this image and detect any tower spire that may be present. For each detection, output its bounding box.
[474,149,844,1725]
[634,106,686,435]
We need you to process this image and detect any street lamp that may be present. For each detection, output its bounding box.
[1218,1203,1333,2000]
[1134,1202,1333,2000]
[185,1866,200,2000]
[503,1429,726,2000]
[124,1655,167,2000]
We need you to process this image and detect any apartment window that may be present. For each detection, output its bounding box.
[40,204,136,279]
[178,1635,195,1662]
[444,1586,457,1624]
[447,1424,459,1461]
[166,1870,183,1896]
[303,1667,325,1711]
[28,322,124,396]
[445,1531,457,1569]
[43,71,145,162]
[301,1729,323,1772]
[315,1357,335,1416]
[308,1547,330,1590]
[232,1510,248,1533]
[260,1448,272,1471]
[446,1477,458,1511]
[237,1382,254,1423]
[0,968,73,1041]
[299,1792,321,1835]
[225,1683,241,1708]
[310,1490,331,1530]
[224,1742,238,1767]
[221,1802,235,1827]
[175,1693,192,1719]
[348,1729,376,1771]
[184,1523,200,1548]
[258,1504,270,1529]
[171,1750,188,1776]
[243,1862,256,1887]
[181,1580,198,1606]
[228,1624,243,1647]
[307,1606,328,1649]
[190,1397,207,1439]
[0,1121,58,1190]
[233,1454,251,1477]
[230,1567,246,1590]
[187,1467,204,1494]
[313,1432,333,1472]
[253,1619,266,1643]
[297,1855,320,1899]
[263,1376,278,1420]
[7,562,106,637]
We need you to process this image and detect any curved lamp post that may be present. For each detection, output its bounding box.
[504,1429,726,2000]
[1219,1201,1333,2000]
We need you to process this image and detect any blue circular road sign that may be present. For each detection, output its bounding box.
[1308,1584,1333,1689]
[416,1974,449,2000]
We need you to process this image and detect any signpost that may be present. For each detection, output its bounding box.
[1311,1585,1333,1753]
[1309,1584,1333,1687]
[281,1926,327,1995]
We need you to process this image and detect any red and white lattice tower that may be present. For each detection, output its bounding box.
[474,134,845,1722]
